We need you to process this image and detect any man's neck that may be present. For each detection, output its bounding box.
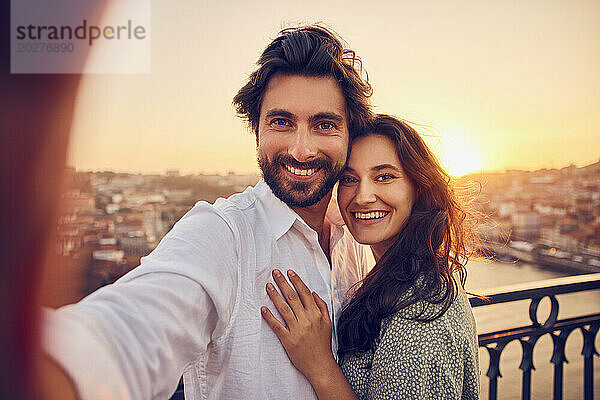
[291,192,333,258]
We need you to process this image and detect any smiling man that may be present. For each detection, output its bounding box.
[255,74,350,254]
[257,74,348,209]
[43,25,374,399]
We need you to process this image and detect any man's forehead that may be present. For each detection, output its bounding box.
[260,74,347,121]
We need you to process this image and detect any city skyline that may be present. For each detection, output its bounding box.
[65,158,600,178]
[67,0,600,176]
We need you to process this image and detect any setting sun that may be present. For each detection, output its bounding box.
[426,132,483,177]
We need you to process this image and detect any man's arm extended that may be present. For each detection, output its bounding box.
[37,355,78,400]
[42,204,238,400]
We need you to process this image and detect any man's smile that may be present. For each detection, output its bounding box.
[283,164,318,176]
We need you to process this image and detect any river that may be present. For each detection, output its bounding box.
[466,260,600,399]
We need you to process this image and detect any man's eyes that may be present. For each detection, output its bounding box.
[268,119,337,131]
[270,118,292,127]
[316,121,336,130]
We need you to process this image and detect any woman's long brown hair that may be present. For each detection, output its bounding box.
[337,114,479,358]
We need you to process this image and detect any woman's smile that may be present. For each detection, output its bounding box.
[337,134,416,260]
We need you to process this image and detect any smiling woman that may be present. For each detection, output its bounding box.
[338,135,416,261]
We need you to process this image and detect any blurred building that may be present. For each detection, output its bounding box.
[511,212,541,241]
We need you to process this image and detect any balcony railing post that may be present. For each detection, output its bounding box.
[518,335,540,400]
[550,328,574,400]
[485,341,508,400]
[580,322,599,400]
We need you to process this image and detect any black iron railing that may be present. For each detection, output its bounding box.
[470,273,600,400]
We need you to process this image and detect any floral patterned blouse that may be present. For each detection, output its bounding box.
[338,289,480,399]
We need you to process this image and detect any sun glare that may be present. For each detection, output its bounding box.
[426,132,483,177]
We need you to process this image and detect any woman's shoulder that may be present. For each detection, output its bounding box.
[379,288,476,351]
[341,289,480,400]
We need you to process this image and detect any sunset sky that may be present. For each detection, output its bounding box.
[68,0,600,176]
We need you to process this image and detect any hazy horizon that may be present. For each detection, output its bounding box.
[66,156,599,178]
[67,0,600,177]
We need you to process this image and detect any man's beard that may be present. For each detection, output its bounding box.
[258,153,344,208]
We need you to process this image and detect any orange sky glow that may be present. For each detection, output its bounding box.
[68,0,600,177]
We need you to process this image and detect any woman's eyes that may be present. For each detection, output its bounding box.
[340,173,396,185]
[339,175,358,184]
[375,173,396,182]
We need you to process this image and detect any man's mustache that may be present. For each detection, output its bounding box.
[274,154,332,171]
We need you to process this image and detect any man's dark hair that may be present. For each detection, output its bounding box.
[233,25,372,141]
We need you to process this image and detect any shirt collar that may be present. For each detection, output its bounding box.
[254,179,299,241]
[255,179,347,246]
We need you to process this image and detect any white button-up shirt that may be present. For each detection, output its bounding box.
[43,180,373,400]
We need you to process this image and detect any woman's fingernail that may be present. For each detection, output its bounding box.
[287,269,296,277]
[266,283,275,292]
[261,307,268,314]
[272,269,281,277]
